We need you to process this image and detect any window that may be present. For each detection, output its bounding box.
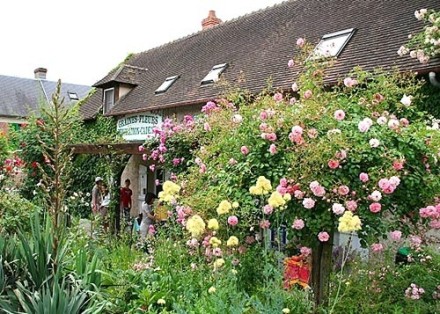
[201,63,228,85]
[103,88,115,114]
[68,92,79,101]
[155,75,179,94]
[311,28,355,59]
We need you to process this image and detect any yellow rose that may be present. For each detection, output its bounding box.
[186,215,206,237]
[283,193,292,201]
[249,185,263,195]
[208,286,216,294]
[209,237,222,247]
[226,236,239,247]
[217,200,232,215]
[256,176,272,194]
[213,258,225,269]
[232,201,239,208]
[207,218,219,230]
[268,191,286,208]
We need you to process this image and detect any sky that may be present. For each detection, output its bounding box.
[0,0,286,86]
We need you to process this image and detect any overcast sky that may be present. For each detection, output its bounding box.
[0,0,286,86]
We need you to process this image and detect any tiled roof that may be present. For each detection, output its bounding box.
[86,0,440,117]
[79,88,102,120]
[0,74,91,118]
[93,64,147,88]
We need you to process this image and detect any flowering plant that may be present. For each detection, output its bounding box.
[398,8,440,63]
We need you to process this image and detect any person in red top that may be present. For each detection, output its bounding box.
[120,179,133,222]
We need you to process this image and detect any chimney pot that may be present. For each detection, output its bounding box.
[202,10,222,30]
[34,67,47,80]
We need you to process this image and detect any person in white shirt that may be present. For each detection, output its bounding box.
[140,193,157,240]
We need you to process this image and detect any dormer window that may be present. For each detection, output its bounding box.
[68,92,79,101]
[201,63,228,85]
[155,75,180,94]
[311,28,356,59]
[103,88,115,114]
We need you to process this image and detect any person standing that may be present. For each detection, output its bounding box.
[120,179,133,222]
[140,193,156,240]
[91,177,103,215]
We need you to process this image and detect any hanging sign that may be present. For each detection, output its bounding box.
[117,113,162,141]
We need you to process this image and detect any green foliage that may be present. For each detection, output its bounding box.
[325,246,440,314]
[0,213,105,313]
[0,191,41,235]
[417,81,440,118]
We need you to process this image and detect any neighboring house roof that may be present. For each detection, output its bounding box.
[84,0,440,119]
[0,74,91,119]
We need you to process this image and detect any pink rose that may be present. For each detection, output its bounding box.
[335,150,347,160]
[303,90,313,99]
[318,231,330,242]
[369,202,382,213]
[345,200,358,211]
[369,190,382,202]
[358,120,371,133]
[273,92,283,102]
[400,118,409,127]
[328,159,340,169]
[227,215,239,226]
[138,145,145,152]
[334,110,346,121]
[265,133,277,141]
[204,122,211,131]
[393,160,404,171]
[300,246,312,257]
[429,220,440,229]
[173,158,181,166]
[241,146,249,155]
[288,59,294,68]
[302,198,315,209]
[291,125,303,135]
[260,111,268,120]
[344,77,358,88]
[410,235,422,248]
[269,144,277,155]
[338,185,350,196]
[263,205,274,215]
[280,178,288,187]
[359,172,369,182]
[294,190,305,199]
[390,230,402,241]
[199,163,207,173]
[149,164,156,172]
[289,97,297,105]
[371,243,384,253]
[296,38,305,47]
[142,154,148,161]
[292,219,305,230]
[312,185,326,197]
[332,203,345,215]
[378,178,390,190]
[259,219,271,229]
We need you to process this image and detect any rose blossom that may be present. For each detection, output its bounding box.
[294,190,305,199]
[328,159,339,169]
[273,93,283,102]
[358,119,371,132]
[229,158,237,165]
[393,160,404,171]
[289,97,297,105]
[263,204,274,215]
[369,202,382,213]
[303,198,315,209]
[260,219,271,229]
[338,185,350,196]
[199,163,207,173]
[369,138,380,148]
[232,114,243,123]
[335,150,347,160]
[344,77,358,88]
[332,203,345,215]
[300,246,312,257]
[390,230,402,241]
[400,94,412,107]
[227,215,239,226]
[291,125,303,135]
[345,200,358,211]
[371,243,384,253]
[269,144,277,155]
[292,219,305,230]
[303,90,313,99]
[377,116,387,125]
[291,82,299,92]
[334,110,346,121]
[308,128,318,138]
[138,145,145,152]
[429,220,440,229]
[318,231,330,242]
[287,59,294,68]
[296,37,305,47]
[241,146,249,155]
[359,172,369,182]
[369,190,382,202]
[388,119,400,130]
[410,235,422,248]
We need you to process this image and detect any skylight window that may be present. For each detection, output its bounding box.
[68,92,79,100]
[155,75,179,94]
[311,28,356,59]
[201,63,228,85]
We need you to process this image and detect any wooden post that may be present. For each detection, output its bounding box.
[311,236,333,306]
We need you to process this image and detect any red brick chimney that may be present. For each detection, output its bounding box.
[202,10,222,30]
